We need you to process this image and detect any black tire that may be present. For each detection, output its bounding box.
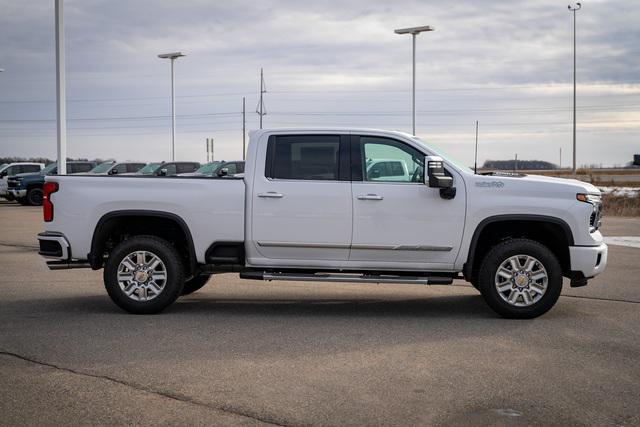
[26,187,44,206]
[470,281,480,291]
[478,238,562,319]
[181,275,211,296]
[104,235,185,314]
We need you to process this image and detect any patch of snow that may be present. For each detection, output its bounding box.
[598,187,640,197]
[604,236,640,249]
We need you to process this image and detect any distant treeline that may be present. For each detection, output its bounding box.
[482,160,557,170]
[0,157,108,165]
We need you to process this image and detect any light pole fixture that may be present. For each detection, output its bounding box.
[394,25,434,135]
[158,52,186,161]
[568,2,581,173]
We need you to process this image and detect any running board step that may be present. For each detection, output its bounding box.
[239,271,453,285]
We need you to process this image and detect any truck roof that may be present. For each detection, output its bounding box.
[249,127,415,139]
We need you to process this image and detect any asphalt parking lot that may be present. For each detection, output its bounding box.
[1,201,639,426]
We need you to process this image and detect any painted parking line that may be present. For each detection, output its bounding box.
[604,236,640,249]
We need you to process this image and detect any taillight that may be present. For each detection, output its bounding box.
[43,182,59,222]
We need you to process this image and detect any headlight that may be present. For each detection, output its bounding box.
[576,193,601,204]
[577,193,602,232]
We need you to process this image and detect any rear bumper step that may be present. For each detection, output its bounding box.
[240,271,453,285]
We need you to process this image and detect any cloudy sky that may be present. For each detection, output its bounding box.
[1,0,638,167]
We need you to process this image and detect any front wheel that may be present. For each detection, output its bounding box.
[26,187,44,206]
[104,236,185,314]
[478,238,562,319]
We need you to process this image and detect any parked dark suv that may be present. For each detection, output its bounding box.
[7,161,97,206]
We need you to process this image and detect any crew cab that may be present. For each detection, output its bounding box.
[8,161,96,206]
[37,128,607,318]
[0,162,44,200]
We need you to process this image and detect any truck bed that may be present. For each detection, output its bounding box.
[44,175,245,263]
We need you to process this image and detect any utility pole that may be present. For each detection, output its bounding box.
[474,120,479,174]
[55,0,67,174]
[569,3,581,173]
[256,68,267,129]
[242,97,246,160]
[559,147,562,169]
[515,153,518,172]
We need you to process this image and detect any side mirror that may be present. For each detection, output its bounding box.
[158,168,167,176]
[0,171,6,178]
[109,168,118,175]
[217,168,229,177]
[425,156,452,188]
[425,156,456,200]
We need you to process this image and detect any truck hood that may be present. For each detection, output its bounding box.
[470,173,600,196]
[10,172,44,179]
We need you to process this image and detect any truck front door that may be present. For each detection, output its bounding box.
[350,135,466,269]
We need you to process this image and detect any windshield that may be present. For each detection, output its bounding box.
[41,163,58,175]
[195,162,221,174]
[137,163,162,175]
[411,136,474,174]
[89,162,114,174]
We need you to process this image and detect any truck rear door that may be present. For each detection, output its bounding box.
[250,134,352,262]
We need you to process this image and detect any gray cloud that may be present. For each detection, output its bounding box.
[0,0,638,167]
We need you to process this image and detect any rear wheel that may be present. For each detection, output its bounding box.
[478,238,562,319]
[26,187,44,206]
[104,236,184,314]
[181,275,211,295]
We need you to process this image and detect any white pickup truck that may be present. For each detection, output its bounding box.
[38,128,607,318]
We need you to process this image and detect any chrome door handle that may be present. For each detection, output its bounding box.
[357,194,384,201]
[258,192,283,198]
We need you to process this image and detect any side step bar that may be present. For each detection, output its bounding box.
[240,271,453,285]
[46,260,92,270]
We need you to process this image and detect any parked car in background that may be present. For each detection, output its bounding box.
[140,162,200,176]
[178,161,223,177]
[214,160,245,177]
[84,161,146,175]
[0,162,44,200]
[7,161,97,206]
[130,162,164,175]
[366,159,410,181]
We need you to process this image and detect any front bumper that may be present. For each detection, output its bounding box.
[8,189,26,198]
[569,243,608,279]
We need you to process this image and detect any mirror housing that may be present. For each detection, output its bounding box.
[217,168,229,177]
[158,168,167,176]
[425,156,452,188]
[0,170,7,178]
[109,168,118,175]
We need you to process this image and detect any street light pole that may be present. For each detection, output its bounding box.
[568,2,581,173]
[394,25,434,135]
[55,0,67,174]
[158,52,185,161]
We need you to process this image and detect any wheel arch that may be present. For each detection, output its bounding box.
[89,210,196,275]
[463,214,574,282]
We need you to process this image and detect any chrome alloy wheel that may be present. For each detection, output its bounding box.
[117,251,167,301]
[494,254,548,307]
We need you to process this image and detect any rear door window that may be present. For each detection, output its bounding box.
[265,135,346,181]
